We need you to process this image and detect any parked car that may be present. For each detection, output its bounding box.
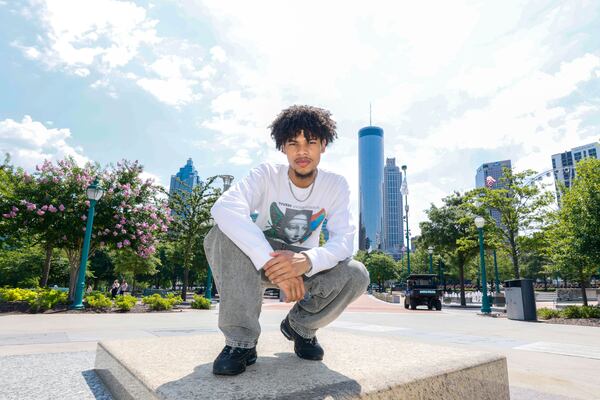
[404,274,442,310]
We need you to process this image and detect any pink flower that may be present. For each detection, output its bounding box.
[81,215,87,221]
[58,204,65,212]
[11,206,19,212]
[130,234,136,240]
[48,205,57,213]
[123,239,130,246]
[117,242,123,249]
[37,210,45,216]
[2,213,11,218]
[85,200,90,207]
[62,235,67,241]
[119,218,126,225]
[27,203,36,211]
[53,177,59,183]
[104,229,110,234]
[82,227,86,232]
[120,229,126,234]
[113,232,118,236]
[115,224,122,229]
[20,200,27,205]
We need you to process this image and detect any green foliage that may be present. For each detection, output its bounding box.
[114,294,137,311]
[537,308,561,320]
[85,293,113,310]
[469,167,554,278]
[191,294,211,309]
[142,293,181,311]
[0,287,38,303]
[560,306,582,319]
[0,287,67,312]
[168,176,220,300]
[559,305,600,319]
[29,289,68,312]
[166,292,183,305]
[360,251,399,289]
[547,158,600,303]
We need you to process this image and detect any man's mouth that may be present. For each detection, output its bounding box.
[296,159,311,167]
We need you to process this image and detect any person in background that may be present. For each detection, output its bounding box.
[118,279,128,295]
[110,280,120,298]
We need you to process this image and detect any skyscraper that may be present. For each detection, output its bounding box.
[358,126,384,251]
[169,158,201,196]
[475,159,512,226]
[551,141,599,203]
[383,158,404,259]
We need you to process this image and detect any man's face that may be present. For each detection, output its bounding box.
[282,130,326,179]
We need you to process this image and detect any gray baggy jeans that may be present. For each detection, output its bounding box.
[203,225,370,349]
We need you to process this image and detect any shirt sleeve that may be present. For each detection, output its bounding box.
[210,164,274,270]
[301,176,355,277]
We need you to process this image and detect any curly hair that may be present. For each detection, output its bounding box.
[269,105,338,150]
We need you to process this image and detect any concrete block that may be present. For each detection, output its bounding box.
[95,332,509,400]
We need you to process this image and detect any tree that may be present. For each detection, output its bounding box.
[470,168,554,278]
[357,251,399,292]
[168,176,220,301]
[547,158,600,305]
[0,158,171,299]
[112,248,161,293]
[419,192,485,306]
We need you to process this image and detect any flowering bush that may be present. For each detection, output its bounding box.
[1,157,172,297]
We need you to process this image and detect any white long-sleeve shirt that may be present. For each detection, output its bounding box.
[210,163,355,277]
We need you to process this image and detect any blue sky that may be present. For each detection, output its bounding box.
[1,0,600,235]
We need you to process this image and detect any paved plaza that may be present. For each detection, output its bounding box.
[0,294,599,399]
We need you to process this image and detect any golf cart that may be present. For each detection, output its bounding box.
[404,274,442,310]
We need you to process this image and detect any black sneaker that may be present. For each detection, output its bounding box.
[212,345,257,375]
[280,317,324,361]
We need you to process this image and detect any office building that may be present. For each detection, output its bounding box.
[551,141,599,203]
[475,160,512,226]
[383,158,404,259]
[169,158,201,196]
[358,126,384,251]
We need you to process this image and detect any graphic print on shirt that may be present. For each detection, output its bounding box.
[263,202,326,245]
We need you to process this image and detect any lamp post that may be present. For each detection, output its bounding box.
[71,178,104,309]
[428,246,434,274]
[205,175,234,301]
[474,216,491,314]
[401,165,410,275]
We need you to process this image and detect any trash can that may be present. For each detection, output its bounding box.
[504,279,537,321]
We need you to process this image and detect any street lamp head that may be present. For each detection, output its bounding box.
[474,216,485,229]
[401,165,407,172]
[86,178,104,201]
[427,246,433,254]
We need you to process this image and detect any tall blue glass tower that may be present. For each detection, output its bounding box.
[169,158,201,196]
[358,126,384,251]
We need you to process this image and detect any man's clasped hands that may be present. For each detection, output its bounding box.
[263,250,310,303]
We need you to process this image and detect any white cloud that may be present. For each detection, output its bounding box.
[14,0,224,107]
[187,0,600,237]
[0,115,88,170]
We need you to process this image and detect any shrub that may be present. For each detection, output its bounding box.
[114,294,137,312]
[29,289,68,312]
[142,293,182,311]
[537,308,561,320]
[578,306,600,319]
[0,288,38,303]
[166,293,183,306]
[560,306,582,319]
[85,293,113,310]
[191,294,211,309]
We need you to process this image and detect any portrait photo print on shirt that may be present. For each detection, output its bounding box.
[263,202,325,245]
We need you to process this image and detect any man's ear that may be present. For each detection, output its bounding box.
[320,142,326,154]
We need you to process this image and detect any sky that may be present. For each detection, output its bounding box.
[1,0,600,239]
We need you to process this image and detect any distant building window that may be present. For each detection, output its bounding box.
[589,148,597,158]
[574,152,582,162]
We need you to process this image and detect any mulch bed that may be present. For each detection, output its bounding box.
[540,318,600,327]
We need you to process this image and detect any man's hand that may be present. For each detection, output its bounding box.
[277,276,305,303]
[264,250,310,284]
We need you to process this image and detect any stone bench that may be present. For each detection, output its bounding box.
[95,332,509,400]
